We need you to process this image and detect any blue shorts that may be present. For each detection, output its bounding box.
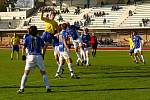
[12,45,19,52]
[129,48,134,54]
[41,32,54,44]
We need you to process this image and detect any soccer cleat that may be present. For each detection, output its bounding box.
[11,58,13,60]
[61,68,64,74]
[46,88,52,93]
[55,74,62,78]
[17,89,24,94]
[134,61,138,64]
[71,75,80,79]
[84,60,87,64]
[76,62,79,66]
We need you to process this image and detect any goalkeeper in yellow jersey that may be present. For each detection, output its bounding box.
[10,33,20,60]
[124,32,135,62]
[40,10,58,57]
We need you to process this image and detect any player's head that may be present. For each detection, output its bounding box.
[27,27,31,33]
[92,32,95,36]
[13,32,16,37]
[58,24,62,32]
[61,23,67,30]
[66,22,70,27]
[84,28,89,34]
[132,31,137,36]
[50,11,56,20]
[29,26,38,36]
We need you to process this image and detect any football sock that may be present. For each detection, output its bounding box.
[68,63,73,72]
[140,55,145,63]
[134,56,138,62]
[43,75,50,89]
[11,52,13,59]
[20,74,28,89]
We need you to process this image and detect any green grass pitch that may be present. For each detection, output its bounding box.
[1,49,150,100]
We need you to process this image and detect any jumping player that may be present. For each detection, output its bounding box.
[55,23,80,79]
[66,22,84,66]
[41,10,58,57]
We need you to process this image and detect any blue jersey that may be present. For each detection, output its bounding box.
[53,36,59,47]
[59,30,68,52]
[81,33,91,47]
[23,35,44,55]
[66,25,80,40]
[132,35,142,48]
[23,33,29,43]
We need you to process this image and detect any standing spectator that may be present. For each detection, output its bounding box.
[90,33,98,58]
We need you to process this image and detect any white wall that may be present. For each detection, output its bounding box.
[0,8,33,19]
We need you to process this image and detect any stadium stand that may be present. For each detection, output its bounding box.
[120,3,150,27]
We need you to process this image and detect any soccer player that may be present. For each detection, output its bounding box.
[55,23,79,79]
[132,31,145,64]
[66,22,84,66]
[41,10,58,57]
[17,26,51,94]
[81,28,91,66]
[124,32,135,62]
[90,32,98,58]
[10,33,20,60]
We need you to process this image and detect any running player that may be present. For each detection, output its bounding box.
[124,32,135,62]
[17,26,51,94]
[55,23,80,79]
[10,33,20,60]
[41,10,58,57]
[81,28,91,66]
[132,32,145,64]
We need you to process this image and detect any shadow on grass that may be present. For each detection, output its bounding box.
[23,87,150,94]
[0,84,94,89]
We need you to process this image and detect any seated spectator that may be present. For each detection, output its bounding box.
[74,6,80,15]
[57,14,63,22]
[129,10,133,16]
[65,7,69,13]
[103,18,106,24]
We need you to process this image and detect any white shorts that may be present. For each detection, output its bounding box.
[59,50,71,61]
[72,38,82,49]
[134,47,142,53]
[84,47,90,56]
[25,55,45,71]
[54,46,59,56]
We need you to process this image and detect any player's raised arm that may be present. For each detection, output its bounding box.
[40,10,49,22]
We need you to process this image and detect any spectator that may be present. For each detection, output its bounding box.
[129,10,133,16]
[103,18,106,24]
